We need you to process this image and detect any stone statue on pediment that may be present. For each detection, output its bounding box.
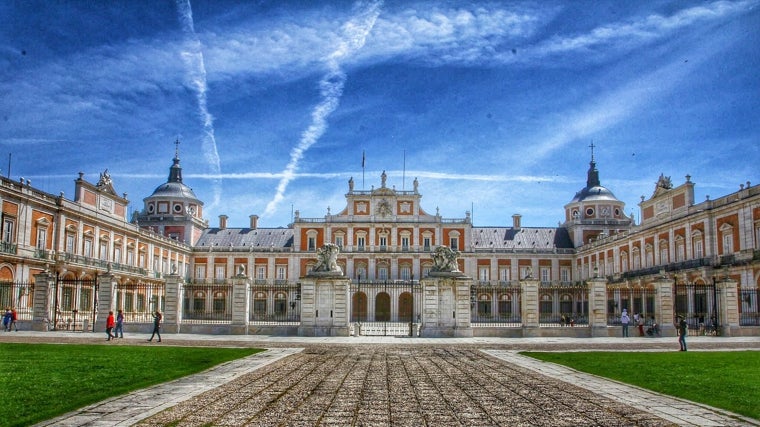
[430,246,461,275]
[310,243,343,276]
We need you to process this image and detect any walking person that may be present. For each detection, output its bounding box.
[148,310,162,342]
[105,311,116,340]
[620,308,630,337]
[677,315,688,351]
[114,309,124,338]
[637,313,645,336]
[10,308,18,331]
[2,308,10,332]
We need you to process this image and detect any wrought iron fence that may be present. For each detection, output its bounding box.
[115,282,165,323]
[606,286,657,328]
[538,283,589,327]
[53,278,97,331]
[739,288,759,327]
[249,282,301,325]
[470,283,522,327]
[0,281,34,320]
[181,283,233,324]
[349,280,421,336]
[674,282,719,336]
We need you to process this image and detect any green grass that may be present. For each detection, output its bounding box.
[0,343,263,427]
[522,351,760,420]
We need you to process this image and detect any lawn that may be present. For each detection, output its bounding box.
[0,343,263,427]
[522,350,760,420]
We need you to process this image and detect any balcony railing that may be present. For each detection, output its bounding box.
[0,241,17,254]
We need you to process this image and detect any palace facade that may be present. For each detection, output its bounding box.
[1,147,758,336]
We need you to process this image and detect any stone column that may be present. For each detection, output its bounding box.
[230,270,250,335]
[716,277,739,337]
[419,274,473,337]
[163,274,183,333]
[298,274,350,336]
[32,272,55,332]
[587,276,608,337]
[96,273,118,333]
[653,272,676,337]
[520,278,540,337]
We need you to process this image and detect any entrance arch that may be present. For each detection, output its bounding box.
[375,292,390,321]
[352,291,367,322]
[398,292,412,322]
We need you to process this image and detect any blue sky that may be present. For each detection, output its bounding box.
[1,0,758,228]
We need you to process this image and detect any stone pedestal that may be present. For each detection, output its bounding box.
[419,273,473,337]
[32,272,55,332]
[654,274,676,337]
[96,273,117,333]
[230,274,250,335]
[717,277,739,337]
[163,275,183,333]
[520,279,540,337]
[298,273,350,336]
[587,277,608,337]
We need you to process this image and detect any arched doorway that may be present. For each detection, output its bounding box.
[398,292,412,322]
[352,291,367,322]
[375,292,390,321]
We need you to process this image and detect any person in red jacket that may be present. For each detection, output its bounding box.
[106,311,115,341]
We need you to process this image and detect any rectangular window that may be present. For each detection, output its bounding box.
[694,240,703,258]
[540,267,550,283]
[378,236,387,250]
[65,234,75,253]
[307,236,316,251]
[400,266,411,280]
[84,238,92,257]
[276,266,286,280]
[357,236,365,251]
[215,265,225,280]
[3,218,14,243]
[478,267,489,282]
[499,268,510,283]
[36,228,47,249]
[377,267,388,280]
[127,251,135,266]
[401,236,410,251]
[659,247,668,265]
[449,237,458,249]
[722,234,733,254]
[676,242,685,262]
[335,236,344,248]
[99,241,109,261]
[423,237,431,251]
[560,268,570,283]
[195,265,206,280]
[113,247,122,264]
[138,253,145,268]
[256,266,266,280]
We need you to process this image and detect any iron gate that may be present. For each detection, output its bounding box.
[52,277,97,331]
[350,280,422,336]
[674,281,719,336]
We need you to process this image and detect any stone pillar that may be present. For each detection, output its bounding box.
[653,273,676,337]
[298,274,350,336]
[587,276,608,337]
[520,278,540,337]
[419,274,473,337]
[230,272,250,335]
[96,273,118,333]
[717,277,739,337]
[32,272,55,332]
[163,274,183,333]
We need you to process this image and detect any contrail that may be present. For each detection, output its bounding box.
[177,0,222,209]
[263,1,383,217]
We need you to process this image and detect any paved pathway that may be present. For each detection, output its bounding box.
[7,332,757,426]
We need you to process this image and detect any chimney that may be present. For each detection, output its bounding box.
[219,215,228,230]
[250,214,259,229]
[512,214,522,230]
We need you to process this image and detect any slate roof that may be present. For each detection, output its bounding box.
[471,227,574,251]
[195,228,294,250]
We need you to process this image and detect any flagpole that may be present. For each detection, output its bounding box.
[362,150,365,189]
